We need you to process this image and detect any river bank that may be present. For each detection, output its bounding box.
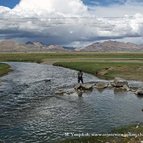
[0,53,143,81]
[0,63,12,77]
[53,62,143,81]
[59,124,143,143]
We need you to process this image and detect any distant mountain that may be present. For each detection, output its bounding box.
[0,40,29,52]
[46,45,67,52]
[77,41,143,52]
[25,41,69,51]
[1,40,143,53]
[26,41,45,47]
[0,40,69,52]
[25,41,34,45]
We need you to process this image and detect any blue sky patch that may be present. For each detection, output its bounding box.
[0,0,20,8]
[0,0,143,9]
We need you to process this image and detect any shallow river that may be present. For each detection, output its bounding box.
[0,62,143,143]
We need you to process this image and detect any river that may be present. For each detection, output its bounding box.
[0,62,143,143]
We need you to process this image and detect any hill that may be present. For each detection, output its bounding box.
[77,41,143,52]
[0,40,68,52]
[0,40,143,52]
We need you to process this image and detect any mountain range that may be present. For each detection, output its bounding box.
[76,41,143,52]
[0,40,68,52]
[0,40,143,52]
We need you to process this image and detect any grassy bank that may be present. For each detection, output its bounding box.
[54,62,143,81]
[59,124,143,143]
[0,53,143,80]
[0,63,11,77]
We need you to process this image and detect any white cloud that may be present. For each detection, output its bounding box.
[0,6,10,14]
[89,3,143,17]
[13,0,88,16]
[0,0,143,46]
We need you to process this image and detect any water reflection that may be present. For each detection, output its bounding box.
[136,94,143,99]
[96,88,105,93]
[114,88,128,96]
[77,91,83,97]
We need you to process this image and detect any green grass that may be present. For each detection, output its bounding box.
[0,63,12,77]
[54,62,143,80]
[113,124,143,134]
[0,53,143,63]
[59,124,143,143]
[0,53,143,80]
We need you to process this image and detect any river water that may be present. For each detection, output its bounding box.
[0,62,143,143]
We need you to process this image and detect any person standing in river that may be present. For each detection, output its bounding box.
[78,70,83,84]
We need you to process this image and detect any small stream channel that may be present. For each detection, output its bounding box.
[0,62,143,143]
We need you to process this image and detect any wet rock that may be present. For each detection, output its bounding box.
[113,84,130,94]
[130,87,137,92]
[65,88,75,95]
[122,84,130,91]
[55,89,65,95]
[113,77,128,87]
[82,84,93,90]
[107,82,113,88]
[95,82,108,89]
[74,84,82,90]
[135,88,143,96]
[74,83,93,90]
[55,88,76,96]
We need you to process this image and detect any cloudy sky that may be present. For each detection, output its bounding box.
[0,0,143,47]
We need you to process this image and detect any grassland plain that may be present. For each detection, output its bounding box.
[0,52,143,63]
[0,52,143,80]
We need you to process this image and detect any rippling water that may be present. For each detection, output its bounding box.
[0,62,143,143]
